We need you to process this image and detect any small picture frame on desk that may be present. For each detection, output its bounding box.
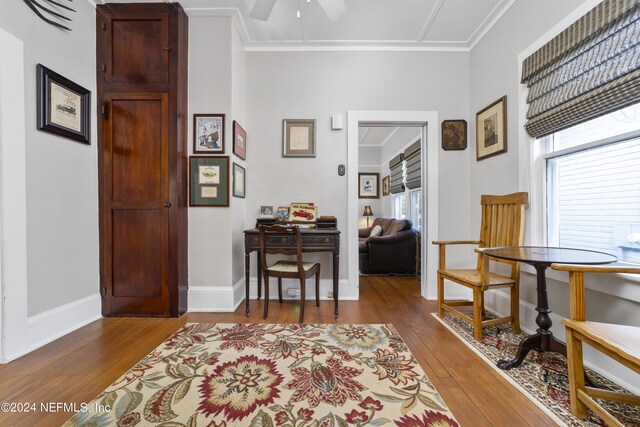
[260,206,274,218]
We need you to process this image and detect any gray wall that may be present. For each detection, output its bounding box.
[245,51,471,288]
[0,0,98,316]
[469,0,639,390]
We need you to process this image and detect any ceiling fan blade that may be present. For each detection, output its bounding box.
[250,0,277,21]
[316,0,346,22]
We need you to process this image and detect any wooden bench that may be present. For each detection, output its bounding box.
[551,263,640,426]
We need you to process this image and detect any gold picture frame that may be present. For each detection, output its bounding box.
[476,96,507,161]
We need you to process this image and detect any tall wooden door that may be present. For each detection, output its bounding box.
[101,92,170,316]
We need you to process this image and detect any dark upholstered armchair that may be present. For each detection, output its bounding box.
[359,218,417,274]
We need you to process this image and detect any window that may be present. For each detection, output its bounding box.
[393,193,405,220]
[410,189,422,231]
[542,103,640,264]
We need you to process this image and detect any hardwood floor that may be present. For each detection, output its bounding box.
[0,276,556,426]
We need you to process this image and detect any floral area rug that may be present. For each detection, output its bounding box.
[63,323,459,427]
[433,312,640,427]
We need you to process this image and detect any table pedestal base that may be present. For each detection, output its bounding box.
[497,329,566,370]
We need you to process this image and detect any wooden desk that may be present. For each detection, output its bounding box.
[483,246,617,370]
[244,228,340,318]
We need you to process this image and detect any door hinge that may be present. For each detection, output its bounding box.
[101,63,106,73]
[100,287,106,297]
[163,46,172,52]
[101,21,106,30]
[101,104,105,115]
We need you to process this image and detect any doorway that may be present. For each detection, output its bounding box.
[347,111,439,300]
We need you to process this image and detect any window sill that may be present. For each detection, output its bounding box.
[521,264,640,303]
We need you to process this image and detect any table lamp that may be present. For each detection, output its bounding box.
[362,205,373,227]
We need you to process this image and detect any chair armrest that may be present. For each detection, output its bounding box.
[432,240,481,246]
[367,229,416,245]
[551,263,640,274]
[359,227,372,238]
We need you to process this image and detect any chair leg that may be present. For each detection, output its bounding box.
[566,328,588,419]
[263,275,270,319]
[315,270,320,307]
[278,278,283,303]
[299,277,306,323]
[437,272,445,318]
[511,284,520,334]
[473,288,483,341]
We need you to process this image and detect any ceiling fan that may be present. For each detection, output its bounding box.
[250,0,347,22]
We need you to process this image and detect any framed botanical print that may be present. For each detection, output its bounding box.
[283,119,316,157]
[37,64,91,144]
[194,114,225,154]
[382,175,390,196]
[190,156,229,206]
[232,162,245,198]
[476,96,507,160]
[233,120,246,160]
[359,172,379,199]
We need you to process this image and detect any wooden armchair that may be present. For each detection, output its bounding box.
[551,263,640,426]
[433,192,528,340]
[259,224,321,323]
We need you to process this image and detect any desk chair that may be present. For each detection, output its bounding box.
[552,263,640,426]
[433,192,528,340]
[259,224,320,323]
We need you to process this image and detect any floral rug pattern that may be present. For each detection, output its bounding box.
[63,323,459,427]
[436,312,640,427]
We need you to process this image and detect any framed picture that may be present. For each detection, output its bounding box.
[289,203,317,223]
[194,114,225,154]
[189,156,229,207]
[276,206,290,223]
[260,206,274,218]
[359,173,379,199]
[233,120,246,160]
[442,120,467,151]
[36,64,91,144]
[382,175,390,196]
[283,119,316,157]
[232,162,245,198]
[476,96,507,160]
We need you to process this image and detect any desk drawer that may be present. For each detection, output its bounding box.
[247,235,293,247]
[302,235,335,246]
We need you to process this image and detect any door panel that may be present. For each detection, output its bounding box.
[112,210,164,297]
[106,13,169,84]
[102,93,169,316]
[111,99,163,203]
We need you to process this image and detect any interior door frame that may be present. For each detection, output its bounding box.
[347,111,439,299]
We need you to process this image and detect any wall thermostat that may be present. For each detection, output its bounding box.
[338,164,345,176]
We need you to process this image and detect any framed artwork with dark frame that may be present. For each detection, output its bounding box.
[193,114,225,154]
[233,120,246,160]
[442,120,467,151]
[476,96,507,160]
[189,156,229,207]
[37,64,91,144]
[382,175,390,196]
[359,172,379,199]
[283,119,316,157]
[232,162,245,198]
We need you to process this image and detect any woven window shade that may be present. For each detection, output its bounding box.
[522,0,640,138]
[404,140,421,190]
[389,153,404,194]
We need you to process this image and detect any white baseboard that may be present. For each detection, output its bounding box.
[3,293,102,363]
[486,290,640,394]
[189,278,356,312]
[188,279,246,312]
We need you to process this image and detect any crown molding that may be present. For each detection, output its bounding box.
[467,0,516,50]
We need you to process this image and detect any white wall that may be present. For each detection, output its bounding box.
[245,51,470,299]
[468,0,640,391]
[0,0,100,361]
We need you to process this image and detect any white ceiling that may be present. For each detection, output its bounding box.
[101,0,515,50]
[358,126,420,147]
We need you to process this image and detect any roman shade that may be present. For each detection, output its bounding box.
[404,140,421,190]
[389,153,404,194]
[521,0,640,138]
